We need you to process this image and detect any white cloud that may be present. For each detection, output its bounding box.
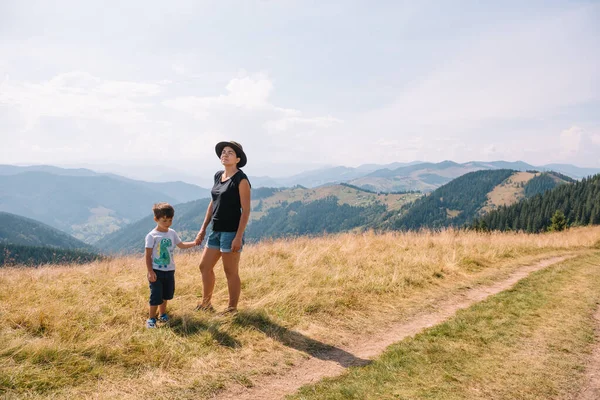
[0,2,598,175]
[163,74,276,117]
[0,71,162,129]
[483,144,498,156]
[559,126,583,156]
[264,115,342,133]
[558,126,600,166]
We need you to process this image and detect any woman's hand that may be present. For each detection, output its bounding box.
[195,230,206,245]
[231,236,243,252]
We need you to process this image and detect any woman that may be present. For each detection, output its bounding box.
[194,140,251,314]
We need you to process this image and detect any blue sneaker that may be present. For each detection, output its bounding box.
[158,313,169,322]
[146,318,157,328]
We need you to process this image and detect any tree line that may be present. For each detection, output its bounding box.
[471,174,600,233]
[0,243,104,267]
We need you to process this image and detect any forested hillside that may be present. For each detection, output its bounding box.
[523,171,574,198]
[251,183,420,221]
[472,174,600,232]
[384,169,516,230]
[0,243,103,267]
[0,212,94,250]
[246,197,387,240]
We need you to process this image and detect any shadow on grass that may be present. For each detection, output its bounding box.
[168,316,240,348]
[232,310,371,368]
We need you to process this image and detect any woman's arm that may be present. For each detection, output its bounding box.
[195,200,213,245]
[231,179,251,252]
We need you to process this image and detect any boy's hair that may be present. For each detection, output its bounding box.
[153,202,175,219]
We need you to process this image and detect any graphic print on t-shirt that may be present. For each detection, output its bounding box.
[153,238,172,268]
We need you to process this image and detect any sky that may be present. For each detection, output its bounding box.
[1,0,599,186]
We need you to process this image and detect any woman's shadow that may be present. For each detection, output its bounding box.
[232,310,371,368]
[168,316,241,348]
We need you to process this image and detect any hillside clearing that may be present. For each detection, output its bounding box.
[480,171,537,214]
[250,184,420,221]
[1,227,600,399]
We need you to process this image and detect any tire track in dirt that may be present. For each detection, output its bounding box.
[214,256,571,400]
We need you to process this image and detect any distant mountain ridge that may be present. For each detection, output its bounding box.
[249,161,599,192]
[0,165,210,203]
[97,169,573,254]
[0,212,93,250]
[0,165,210,243]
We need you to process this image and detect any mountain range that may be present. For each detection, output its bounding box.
[1,160,597,257]
[0,165,210,243]
[271,160,600,192]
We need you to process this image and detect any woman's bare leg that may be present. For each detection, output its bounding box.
[221,252,241,309]
[199,247,221,306]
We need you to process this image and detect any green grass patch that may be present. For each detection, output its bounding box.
[290,253,600,400]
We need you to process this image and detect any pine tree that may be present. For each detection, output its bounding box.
[549,210,567,232]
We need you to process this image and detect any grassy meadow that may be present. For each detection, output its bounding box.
[1,227,600,399]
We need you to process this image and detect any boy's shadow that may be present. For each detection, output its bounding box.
[168,316,240,348]
[232,310,371,368]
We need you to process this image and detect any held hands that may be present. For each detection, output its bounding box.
[147,270,157,283]
[195,230,206,246]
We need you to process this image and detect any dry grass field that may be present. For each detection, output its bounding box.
[2,227,600,399]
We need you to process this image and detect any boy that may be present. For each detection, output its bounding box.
[144,202,197,328]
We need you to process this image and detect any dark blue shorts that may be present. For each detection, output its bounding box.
[149,269,175,306]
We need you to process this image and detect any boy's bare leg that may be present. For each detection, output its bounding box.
[158,300,167,316]
[149,305,158,319]
[199,247,222,306]
[221,252,241,309]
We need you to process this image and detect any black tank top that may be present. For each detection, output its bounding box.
[211,170,251,232]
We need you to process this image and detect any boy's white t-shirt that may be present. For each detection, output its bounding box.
[145,228,182,271]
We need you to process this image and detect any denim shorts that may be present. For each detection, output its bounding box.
[206,230,244,253]
[149,269,175,306]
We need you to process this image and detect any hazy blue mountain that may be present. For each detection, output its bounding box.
[0,165,210,204]
[484,161,537,170]
[0,164,98,177]
[0,211,94,250]
[0,172,181,243]
[247,176,286,188]
[355,161,423,172]
[540,164,600,179]
[348,160,581,193]
[102,174,209,203]
[366,161,462,179]
[255,162,422,188]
